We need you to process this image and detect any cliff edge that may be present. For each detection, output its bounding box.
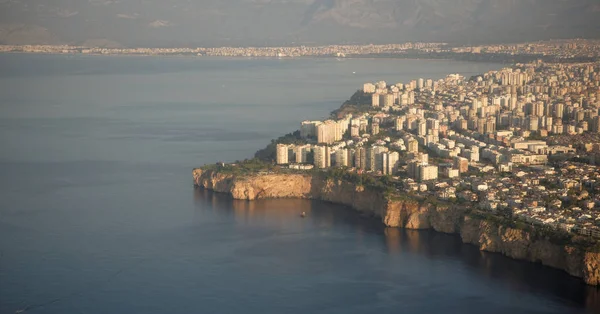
[193,168,600,285]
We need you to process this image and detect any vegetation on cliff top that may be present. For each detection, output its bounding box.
[200,158,279,175]
[468,210,600,252]
[322,167,397,195]
[254,130,306,162]
[330,90,373,119]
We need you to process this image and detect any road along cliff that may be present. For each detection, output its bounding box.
[193,168,600,285]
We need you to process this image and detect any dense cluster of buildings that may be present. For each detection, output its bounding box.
[3,39,599,61]
[453,39,600,59]
[0,42,444,57]
[276,61,600,236]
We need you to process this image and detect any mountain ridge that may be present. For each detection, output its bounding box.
[0,0,598,47]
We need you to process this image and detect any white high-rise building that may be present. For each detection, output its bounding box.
[371,119,380,135]
[368,146,388,172]
[380,93,394,107]
[354,147,368,170]
[372,93,380,107]
[407,159,427,179]
[417,121,427,136]
[471,98,480,112]
[313,146,331,169]
[395,116,406,131]
[335,149,350,167]
[382,151,400,175]
[300,121,322,138]
[425,79,433,88]
[406,138,419,153]
[294,145,311,163]
[400,93,409,105]
[317,120,343,144]
[426,118,440,131]
[276,144,289,165]
[418,165,438,182]
[350,119,361,137]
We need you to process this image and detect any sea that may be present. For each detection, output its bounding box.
[0,54,598,314]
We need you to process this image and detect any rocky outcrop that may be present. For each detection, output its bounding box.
[459,216,600,285]
[193,168,600,285]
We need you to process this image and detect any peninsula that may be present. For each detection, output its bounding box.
[194,60,600,285]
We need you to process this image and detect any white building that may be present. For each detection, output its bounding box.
[372,93,380,107]
[368,146,388,172]
[313,146,331,169]
[294,144,312,163]
[363,83,376,93]
[276,144,289,165]
[300,121,322,138]
[317,120,339,144]
[382,151,400,175]
[335,148,350,167]
[418,165,438,182]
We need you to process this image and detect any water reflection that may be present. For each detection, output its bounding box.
[382,226,600,310]
[194,187,600,312]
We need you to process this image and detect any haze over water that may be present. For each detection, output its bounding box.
[0,54,598,314]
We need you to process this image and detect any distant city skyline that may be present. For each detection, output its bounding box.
[2,40,599,64]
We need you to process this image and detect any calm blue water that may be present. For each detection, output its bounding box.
[0,54,598,314]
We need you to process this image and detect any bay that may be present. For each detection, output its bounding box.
[0,54,597,314]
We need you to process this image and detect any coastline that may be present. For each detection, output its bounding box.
[192,167,600,286]
[0,51,528,64]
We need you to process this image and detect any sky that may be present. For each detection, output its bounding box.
[0,0,599,47]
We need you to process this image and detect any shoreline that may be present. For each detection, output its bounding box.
[0,51,523,64]
[3,50,596,64]
[192,167,600,286]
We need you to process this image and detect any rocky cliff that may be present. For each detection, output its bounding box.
[193,168,600,285]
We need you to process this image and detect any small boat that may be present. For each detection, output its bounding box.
[300,212,306,217]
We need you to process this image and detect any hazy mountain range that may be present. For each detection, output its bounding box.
[1,0,599,47]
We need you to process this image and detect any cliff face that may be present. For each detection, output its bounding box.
[193,168,600,285]
[193,168,388,214]
[459,217,600,285]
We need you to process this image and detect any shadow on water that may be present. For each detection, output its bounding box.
[384,228,600,310]
[193,187,600,312]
